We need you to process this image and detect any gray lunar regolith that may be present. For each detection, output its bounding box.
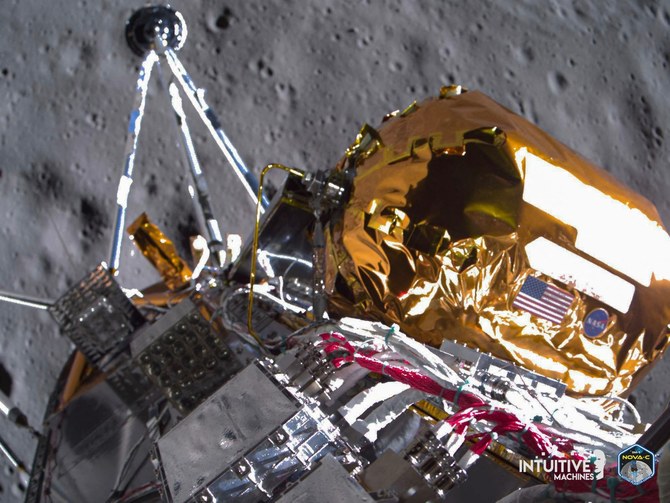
[1,1,669,500]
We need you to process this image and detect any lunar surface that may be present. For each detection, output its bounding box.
[1,1,669,499]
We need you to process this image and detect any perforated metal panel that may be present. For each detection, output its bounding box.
[131,299,241,414]
[50,264,144,363]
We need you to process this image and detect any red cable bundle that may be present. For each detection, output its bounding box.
[449,408,560,457]
[320,333,576,457]
[318,332,487,409]
[317,332,661,501]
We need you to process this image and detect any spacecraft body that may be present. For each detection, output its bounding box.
[324,89,670,397]
[22,87,670,503]
[14,9,670,502]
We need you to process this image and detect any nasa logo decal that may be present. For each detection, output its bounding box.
[583,308,609,338]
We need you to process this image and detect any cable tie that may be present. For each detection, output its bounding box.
[384,324,397,345]
[516,422,532,444]
[607,476,619,503]
[453,379,470,408]
[591,472,598,494]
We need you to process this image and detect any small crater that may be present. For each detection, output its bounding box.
[24,162,64,200]
[274,82,296,103]
[79,197,108,245]
[516,45,534,64]
[653,126,664,147]
[39,254,53,276]
[253,59,274,79]
[215,8,233,30]
[146,173,158,196]
[389,61,403,72]
[548,71,569,93]
[223,72,237,85]
[264,127,282,145]
[74,42,96,72]
[85,112,105,130]
[176,214,200,256]
[573,5,588,20]
[357,34,373,48]
[0,362,12,397]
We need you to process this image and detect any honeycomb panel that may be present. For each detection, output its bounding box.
[134,299,240,414]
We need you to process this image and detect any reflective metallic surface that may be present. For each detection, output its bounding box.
[325,89,670,396]
[157,364,298,502]
[125,6,187,57]
[127,212,193,291]
[11,6,670,503]
[109,51,158,275]
[164,47,268,209]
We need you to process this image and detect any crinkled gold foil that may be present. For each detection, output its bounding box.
[127,212,192,291]
[325,90,670,397]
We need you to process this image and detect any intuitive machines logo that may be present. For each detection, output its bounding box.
[519,450,606,481]
[618,444,655,485]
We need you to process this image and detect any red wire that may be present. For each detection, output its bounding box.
[318,333,660,502]
[319,333,487,409]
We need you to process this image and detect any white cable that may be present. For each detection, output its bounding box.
[446,432,466,457]
[433,420,454,440]
[286,318,635,462]
[324,364,370,404]
[339,380,411,424]
[457,450,480,470]
[190,235,210,279]
[336,318,464,388]
[579,395,642,425]
[353,388,425,442]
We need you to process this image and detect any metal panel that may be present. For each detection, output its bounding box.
[157,363,300,503]
[40,382,153,503]
[132,299,241,414]
[276,455,373,503]
[50,264,144,364]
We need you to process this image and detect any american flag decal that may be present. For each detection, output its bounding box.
[513,276,574,324]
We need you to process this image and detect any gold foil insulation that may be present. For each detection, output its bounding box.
[325,89,670,397]
[127,212,192,291]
